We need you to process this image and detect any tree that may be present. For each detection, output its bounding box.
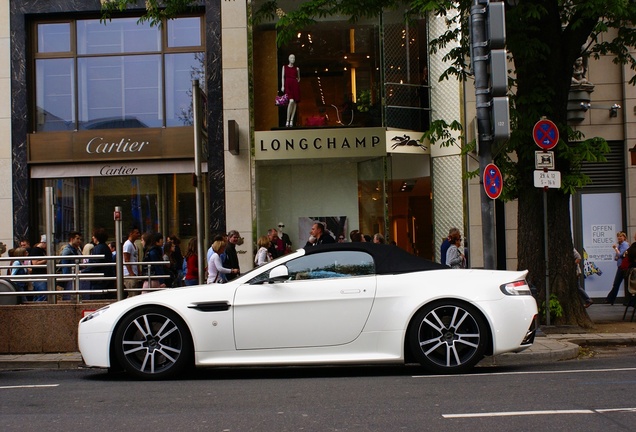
[106,0,636,327]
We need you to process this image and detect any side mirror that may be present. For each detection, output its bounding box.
[268,265,289,282]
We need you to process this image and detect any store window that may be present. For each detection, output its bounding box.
[33,174,199,252]
[252,3,430,132]
[252,3,382,130]
[33,16,204,132]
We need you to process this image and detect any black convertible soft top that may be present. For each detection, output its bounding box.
[303,242,448,275]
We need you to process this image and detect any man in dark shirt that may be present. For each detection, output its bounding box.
[305,222,335,247]
[223,230,241,281]
[29,235,48,301]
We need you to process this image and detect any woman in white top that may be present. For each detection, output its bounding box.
[255,235,272,266]
[207,240,238,284]
[445,231,466,269]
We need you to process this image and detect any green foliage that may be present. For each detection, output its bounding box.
[356,90,373,113]
[421,119,463,149]
[100,0,198,26]
[541,294,564,322]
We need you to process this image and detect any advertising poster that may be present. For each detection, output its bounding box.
[580,193,623,298]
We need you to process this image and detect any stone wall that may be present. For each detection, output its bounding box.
[0,302,111,354]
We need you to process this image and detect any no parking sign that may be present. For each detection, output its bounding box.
[483,163,503,200]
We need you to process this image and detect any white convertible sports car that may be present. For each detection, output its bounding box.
[78,243,538,379]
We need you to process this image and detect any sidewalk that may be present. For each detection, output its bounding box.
[1,304,634,371]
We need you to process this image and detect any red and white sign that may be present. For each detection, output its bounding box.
[483,163,503,200]
[532,119,559,150]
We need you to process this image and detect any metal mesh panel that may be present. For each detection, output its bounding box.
[382,11,430,131]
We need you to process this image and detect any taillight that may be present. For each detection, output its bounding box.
[500,280,532,296]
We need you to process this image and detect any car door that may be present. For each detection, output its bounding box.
[233,250,376,350]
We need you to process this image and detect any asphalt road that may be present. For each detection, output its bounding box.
[2,351,636,432]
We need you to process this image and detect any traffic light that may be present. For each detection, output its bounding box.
[487,1,510,141]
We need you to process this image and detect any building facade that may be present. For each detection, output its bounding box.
[4,0,634,296]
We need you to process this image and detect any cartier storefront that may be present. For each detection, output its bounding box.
[11,5,214,248]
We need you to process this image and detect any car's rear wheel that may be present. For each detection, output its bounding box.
[409,300,488,374]
[113,307,192,379]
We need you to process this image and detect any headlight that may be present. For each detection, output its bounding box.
[81,306,110,323]
[500,280,532,296]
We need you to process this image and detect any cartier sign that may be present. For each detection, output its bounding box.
[28,127,194,164]
[254,128,386,161]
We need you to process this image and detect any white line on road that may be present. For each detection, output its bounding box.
[443,407,636,419]
[413,367,636,378]
[0,384,59,390]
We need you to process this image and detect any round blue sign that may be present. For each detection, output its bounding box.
[533,119,559,150]
[483,163,503,200]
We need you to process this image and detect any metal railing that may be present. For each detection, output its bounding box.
[0,255,170,305]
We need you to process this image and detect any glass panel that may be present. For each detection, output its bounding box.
[357,158,386,243]
[252,15,381,130]
[165,52,205,126]
[286,251,374,280]
[37,23,71,53]
[35,58,75,131]
[77,18,160,55]
[167,17,202,47]
[40,174,199,254]
[78,55,162,129]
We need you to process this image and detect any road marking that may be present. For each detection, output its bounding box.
[413,367,636,378]
[443,408,636,419]
[0,384,59,390]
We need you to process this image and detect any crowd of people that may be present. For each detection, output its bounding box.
[7,221,414,300]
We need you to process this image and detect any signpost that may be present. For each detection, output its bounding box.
[533,118,560,325]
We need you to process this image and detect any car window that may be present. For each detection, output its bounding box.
[287,251,375,280]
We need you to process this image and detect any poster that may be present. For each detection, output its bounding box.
[580,193,623,298]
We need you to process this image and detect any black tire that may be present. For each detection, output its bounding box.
[113,306,192,380]
[408,300,488,374]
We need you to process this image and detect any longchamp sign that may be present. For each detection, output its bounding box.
[255,128,387,161]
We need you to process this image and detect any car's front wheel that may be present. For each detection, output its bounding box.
[409,301,488,374]
[113,307,192,379]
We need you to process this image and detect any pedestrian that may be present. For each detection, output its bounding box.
[11,247,30,302]
[207,240,238,284]
[85,227,114,299]
[142,232,167,291]
[441,227,460,266]
[167,234,184,287]
[605,231,629,305]
[373,233,385,244]
[184,237,200,286]
[445,230,465,269]
[60,231,82,299]
[29,235,48,302]
[255,235,272,266]
[574,248,593,308]
[223,230,241,281]
[123,228,141,297]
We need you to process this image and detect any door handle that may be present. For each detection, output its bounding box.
[340,289,361,294]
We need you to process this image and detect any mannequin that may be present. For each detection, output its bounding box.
[281,54,300,127]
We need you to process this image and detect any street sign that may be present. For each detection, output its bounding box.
[532,119,559,150]
[483,163,503,199]
[534,170,561,188]
[535,151,555,170]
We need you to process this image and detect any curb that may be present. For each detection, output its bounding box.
[0,353,83,370]
[480,339,581,367]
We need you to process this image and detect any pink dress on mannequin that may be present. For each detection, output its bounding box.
[283,65,301,102]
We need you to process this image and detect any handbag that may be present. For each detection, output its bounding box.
[275,93,289,106]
